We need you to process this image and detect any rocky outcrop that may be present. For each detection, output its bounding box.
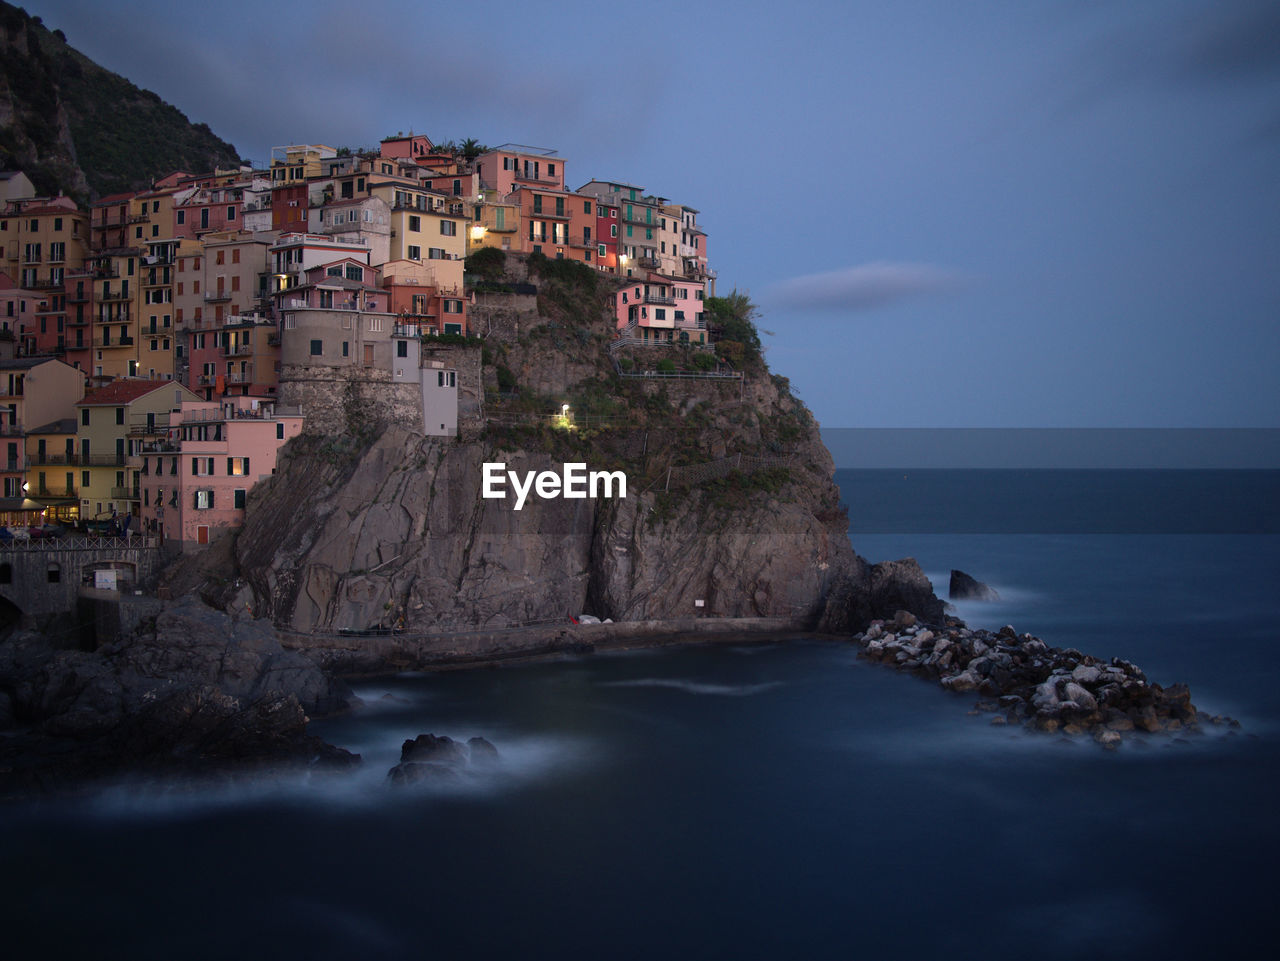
[949,569,999,601]
[854,614,1236,744]
[0,596,355,797]
[387,733,499,785]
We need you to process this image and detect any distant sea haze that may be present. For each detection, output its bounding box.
[820,428,1280,469]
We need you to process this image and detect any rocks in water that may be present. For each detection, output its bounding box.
[0,596,358,797]
[387,733,500,785]
[949,570,1000,602]
[850,617,1234,746]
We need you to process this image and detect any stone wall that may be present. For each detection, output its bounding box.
[0,542,165,621]
[281,345,484,439]
[278,365,423,436]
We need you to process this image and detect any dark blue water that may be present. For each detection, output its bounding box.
[2,470,1278,960]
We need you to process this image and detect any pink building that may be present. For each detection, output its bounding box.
[475,145,565,196]
[137,396,303,551]
[614,276,708,344]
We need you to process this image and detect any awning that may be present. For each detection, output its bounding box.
[0,498,47,512]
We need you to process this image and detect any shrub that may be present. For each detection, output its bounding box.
[657,359,677,373]
[692,352,716,371]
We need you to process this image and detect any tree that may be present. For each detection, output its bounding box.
[706,289,763,363]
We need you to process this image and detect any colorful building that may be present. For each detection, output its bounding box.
[136,395,302,551]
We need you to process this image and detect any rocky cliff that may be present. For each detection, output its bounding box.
[222,255,940,639]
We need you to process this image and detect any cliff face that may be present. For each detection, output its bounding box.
[0,2,240,199]
[227,256,938,636]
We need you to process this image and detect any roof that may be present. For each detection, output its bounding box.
[18,204,82,217]
[77,379,174,407]
[93,192,139,206]
[26,417,76,435]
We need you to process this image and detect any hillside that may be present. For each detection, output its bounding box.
[186,253,940,654]
[0,2,241,200]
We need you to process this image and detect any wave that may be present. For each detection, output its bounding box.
[600,678,784,696]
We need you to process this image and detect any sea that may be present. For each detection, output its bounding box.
[2,468,1278,960]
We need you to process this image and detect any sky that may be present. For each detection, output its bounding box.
[24,0,1280,432]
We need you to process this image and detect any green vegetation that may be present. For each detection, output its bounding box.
[0,2,240,200]
[465,247,507,282]
[706,290,764,366]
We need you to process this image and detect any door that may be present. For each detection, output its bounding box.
[197,525,209,545]
[363,344,374,367]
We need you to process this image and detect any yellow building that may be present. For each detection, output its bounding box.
[0,197,90,292]
[370,182,466,289]
[74,379,202,523]
[269,145,338,187]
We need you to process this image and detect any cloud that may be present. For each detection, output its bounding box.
[767,261,971,311]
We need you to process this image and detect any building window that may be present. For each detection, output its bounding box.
[47,562,60,584]
[440,220,456,236]
[192,457,214,476]
[408,246,421,261]
[227,457,250,476]
[397,340,408,358]
[428,248,446,260]
[408,215,421,232]
[443,299,462,314]
[177,210,185,225]
[234,489,246,509]
[81,408,89,426]
[342,341,349,357]
[227,206,236,220]
[115,407,124,425]
[345,264,363,282]
[310,339,323,356]
[194,489,214,509]
[277,422,284,439]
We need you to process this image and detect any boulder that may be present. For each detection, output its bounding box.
[400,734,468,766]
[949,570,1000,602]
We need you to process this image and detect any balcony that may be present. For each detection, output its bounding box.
[29,278,64,290]
[95,336,135,348]
[99,290,132,302]
[27,451,77,467]
[513,171,561,187]
[529,206,571,221]
[33,486,77,499]
[643,292,675,306]
[0,422,23,437]
[226,343,255,357]
[84,454,127,467]
[205,291,232,302]
[110,486,141,500]
[226,367,255,384]
[267,333,281,346]
[129,414,171,434]
[67,289,91,303]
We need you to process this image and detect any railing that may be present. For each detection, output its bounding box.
[110,486,141,499]
[129,414,171,433]
[226,343,255,356]
[0,423,23,437]
[32,486,77,498]
[643,292,675,305]
[99,290,132,302]
[94,336,135,348]
[226,369,255,383]
[204,291,231,302]
[529,206,571,220]
[67,290,91,303]
[617,366,742,381]
[638,257,661,270]
[27,452,76,466]
[0,534,161,551]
